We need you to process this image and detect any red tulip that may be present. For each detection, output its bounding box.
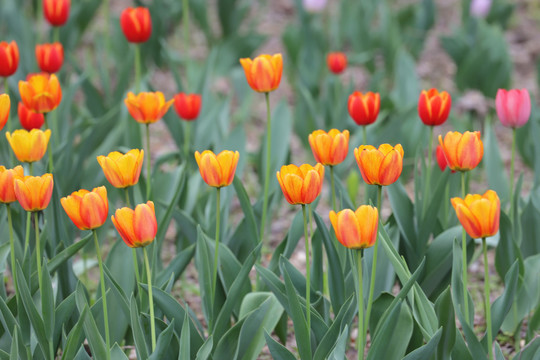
[120,7,152,43]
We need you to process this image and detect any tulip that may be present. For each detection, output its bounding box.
[348,91,380,127]
[124,91,174,124]
[173,93,202,121]
[308,129,349,166]
[0,41,19,77]
[239,54,283,93]
[35,43,64,74]
[120,7,152,43]
[0,93,9,131]
[329,206,378,249]
[6,129,51,163]
[327,52,347,74]
[438,131,483,172]
[470,0,491,18]
[451,190,500,239]
[276,163,324,205]
[44,0,70,26]
[418,89,452,126]
[194,150,239,188]
[97,149,144,188]
[303,0,327,12]
[14,174,54,212]
[0,166,24,204]
[495,88,531,129]
[436,145,453,173]
[61,186,108,230]
[19,73,62,113]
[354,144,404,186]
[18,102,45,130]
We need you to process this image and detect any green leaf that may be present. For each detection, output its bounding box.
[264,331,297,360]
[61,307,87,360]
[148,320,176,360]
[484,120,510,202]
[110,343,129,360]
[327,325,350,360]
[195,336,213,360]
[434,287,455,360]
[41,263,55,343]
[178,312,190,360]
[195,226,214,325]
[9,326,18,360]
[402,327,443,360]
[513,335,540,360]
[129,296,149,360]
[74,282,108,360]
[156,244,195,287]
[54,292,77,350]
[495,212,524,280]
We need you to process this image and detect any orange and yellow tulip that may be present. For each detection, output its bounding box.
[14,174,54,212]
[112,201,157,248]
[354,144,404,186]
[348,91,380,126]
[308,129,349,166]
[0,166,24,204]
[19,73,62,113]
[240,54,283,93]
[418,89,451,126]
[451,190,500,239]
[6,129,51,163]
[329,205,378,249]
[61,186,108,230]
[97,149,144,188]
[276,163,324,205]
[35,42,64,74]
[194,150,239,188]
[124,92,174,124]
[438,131,483,172]
[0,41,19,77]
[0,93,10,131]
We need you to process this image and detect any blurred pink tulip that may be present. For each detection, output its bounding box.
[470,0,491,18]
[495,88,531,128]
[303,0,326,12]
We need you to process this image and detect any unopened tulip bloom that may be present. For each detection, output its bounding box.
[0,166,24,204]
[303,0,327,12]
[124,92,173,124]
[495,88,531,128]
[36,43,64,74]
[354,144,404,186]
[18,102,45,130]
[240,54,283,93]
[6,129,51,163]
[44,0,70,26]
[418,89,451,126]
[14,174,54,212]
[327,52,347,74]
[438,131,483,172]
[61,187,108,230]
[120,7,152,43]
[0,41,19,77]
[194,150,239,188]
[276,163,324,205]
[112,201,157,248]
[173,93,202,121]
[0,94,10,131]
[451,190,500,239]
[19,73,62,113]
[470,0,491,18]
[348,91,380,126]
[308,129,349,166]
[97,149,144,188]
[329,205,378,249]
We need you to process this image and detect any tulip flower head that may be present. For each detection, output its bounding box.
[6,129,51,163]
[240,54,283,93]
[0,165,24,204]
[36,43,64,74]
[18,102,45,130]
[61,186,109,230]
[329,205,378,249]
[112,201,157,248]
[173,93,202,121]
[470,0,491,18]
[19,73,62,113]
[0,41,19,77]
[124,92,174,124]
[194,150,239,188]
[303,0,327,12]
[436,145,454,173]
[451,190,500,239]
[44,0,70,26]
[418,89,451,126]
[308,129,349,166]
[0,93,10,131]
[354,144,404,186]
[348,91,380,126]
[120,7,152,43]
[495,88,531,129]
[14,174,54,212]
[276,163,324,205]
[97,149,144,188]
[327,52,347,74]
[438,131,483,172]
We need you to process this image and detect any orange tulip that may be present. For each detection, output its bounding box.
[451,190,500,239]
[418,89,451,126]
[329,205,378,249]
[194,150,239,188]
[35,42,64,74]
[19,73,62,113]
[14,174,54,212]
[308,129,349,166]
[6,129,51,163]
[0,93,10,131]
[18,102,45,130]
[97,149,144,188]
[61,186,108,230]
[173,93,202,121]
[348,91,380,126]
[354,144,404,186]
[327,52,347,74]
[112,201,157,248]
[276,163,324,205]
[0,41,19,77]
[239,54,283,93]
[0,165,24,204]
[124,92,174,124]
[438,131,483,172]
[44,0,70,26]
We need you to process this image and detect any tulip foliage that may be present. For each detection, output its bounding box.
[0,1,539,360]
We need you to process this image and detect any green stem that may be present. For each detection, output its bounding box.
[143,247,156,352]
[184,121,191,162]
[461,171,470,324]
[302,205,311,332]
[7,205,18,300]
[363,126,368,203]
[330,165,337,211]
[44,115,54,173]
[135,45,141,93]
[509,128,516,219]
[24,212,31,258]
[103,0,110,47]
[34,212,42,294]
[145,124,151,199]
[93,230,110,358]
[53,27,59,43]
[211,187,221,332]
[357,250,365,360]
[124,188,131,208]
[444,181,449,228]
[182,0,190,68]
[483,238,493,360]
[423,126,434,217]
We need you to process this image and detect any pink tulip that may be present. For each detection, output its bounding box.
[470,0,491,18]
[495,89,531,128]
